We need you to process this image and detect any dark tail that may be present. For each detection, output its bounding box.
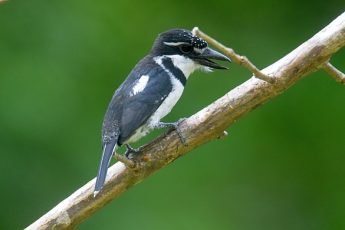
[94,139,117,196]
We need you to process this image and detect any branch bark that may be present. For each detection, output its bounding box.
[26,12,345,229]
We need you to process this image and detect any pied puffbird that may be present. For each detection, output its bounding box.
[94,28,230,195]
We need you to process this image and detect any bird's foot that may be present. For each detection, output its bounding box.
[156,118,187,146]
[124,144,140,158]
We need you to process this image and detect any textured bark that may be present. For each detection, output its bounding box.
[26,12,345,230]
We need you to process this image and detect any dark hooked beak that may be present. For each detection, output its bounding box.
[194,47,231,69]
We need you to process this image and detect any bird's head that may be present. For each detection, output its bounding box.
[151,28,231,70]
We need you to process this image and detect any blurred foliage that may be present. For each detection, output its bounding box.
[0,0,345,229]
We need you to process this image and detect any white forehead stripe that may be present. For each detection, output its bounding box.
[131,75,149,96]
[193,47,204,54]
[164,41,190,47]
[192,27,198,36]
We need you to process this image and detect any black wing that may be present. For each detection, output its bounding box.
[102,56,172,145]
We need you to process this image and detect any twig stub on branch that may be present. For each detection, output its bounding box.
[322,62,345,84]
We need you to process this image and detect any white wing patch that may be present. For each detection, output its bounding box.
[131,75,149,96]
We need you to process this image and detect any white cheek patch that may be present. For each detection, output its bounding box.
[168,55,198,77]
[131,75,149,96]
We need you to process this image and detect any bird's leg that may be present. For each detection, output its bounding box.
[124,144,140,158]
[155,118,187,145]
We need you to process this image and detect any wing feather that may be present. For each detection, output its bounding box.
[102,56,172,145]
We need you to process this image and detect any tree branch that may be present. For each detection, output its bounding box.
[26,12,345,230]
[192,27,275,83]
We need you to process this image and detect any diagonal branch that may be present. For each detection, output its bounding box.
[26,12,345,230]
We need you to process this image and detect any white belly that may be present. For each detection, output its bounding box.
[148,77,184,127]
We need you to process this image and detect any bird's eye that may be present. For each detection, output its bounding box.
[179,45,193,54]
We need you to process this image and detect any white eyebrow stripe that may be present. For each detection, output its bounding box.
[164,41,190,46]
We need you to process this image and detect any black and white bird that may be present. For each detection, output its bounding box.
[94,28,230,195]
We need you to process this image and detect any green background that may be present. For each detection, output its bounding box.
[1,1,344,229]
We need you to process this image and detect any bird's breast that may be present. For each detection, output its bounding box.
[147,77,184,127]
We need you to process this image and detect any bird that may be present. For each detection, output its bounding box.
[94,28,231,196]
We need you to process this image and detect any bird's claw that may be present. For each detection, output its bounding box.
[124,144,140,158]
[156,118,187,146]
[171,118,187,146]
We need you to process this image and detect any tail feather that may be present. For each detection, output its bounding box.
[94,140,117,195]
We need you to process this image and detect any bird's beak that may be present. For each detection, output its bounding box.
[194,47,231,69]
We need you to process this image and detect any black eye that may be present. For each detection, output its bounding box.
[179,45,193,54]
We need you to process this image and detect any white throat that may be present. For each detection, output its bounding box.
[161,55,199,78]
